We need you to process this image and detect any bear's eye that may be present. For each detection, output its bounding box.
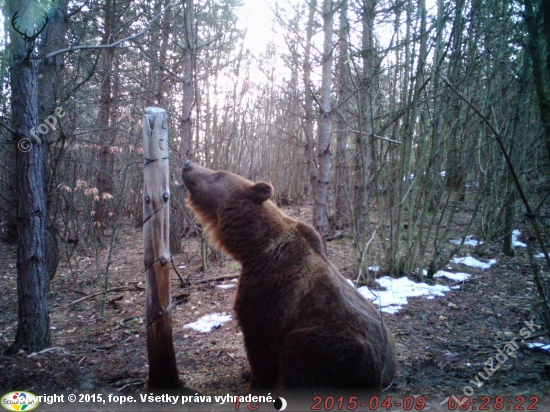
[212,173,222,182]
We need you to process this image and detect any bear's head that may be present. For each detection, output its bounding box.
[181,161,274,228]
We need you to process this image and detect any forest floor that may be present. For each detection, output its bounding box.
[1,204,550,411]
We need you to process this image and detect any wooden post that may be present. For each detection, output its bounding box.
[142,107,181,388]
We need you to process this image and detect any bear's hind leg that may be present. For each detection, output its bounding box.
[278,328,385,391]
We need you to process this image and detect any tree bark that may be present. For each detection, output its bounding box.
[354,0,376,256]
[95,0,116,230]
[524,0,550,164]
[171,0,196,255]
[335,0,350,229]
[155,0,171,106]
[38,0,68,281]
[503,55,530,256]
[445,0,467,191]
[314,0,334,240]
[8,0,51,353]
[304,0,318,203]
[180,0,196,158]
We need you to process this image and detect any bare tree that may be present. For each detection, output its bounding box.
[352,0,377,275]
[37,0,68,281]
[7,0,52,353]
[180,0,196,158]
[304,0,318,207]
[313,0,334,240]
[95,0,116,231]
[170,0,196,254]
[524,0,550,164]
[334,0,351,229]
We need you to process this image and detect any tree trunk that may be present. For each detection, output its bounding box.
[169,184,186,255]
[503,55,530,256]
[445,0,466,191]
[171,0,196,255]
[8,1,51,353]
[95,0,116,230]
[314,0,334,240]
[304,0,317,203]
[334,0,350,229]
[38,0,68,281]
[155,0,171,106]
[415,0,445,276]
[524,0,550,164]
[180,0,196,158]
[393,0,428,275]
[353,0,376,265]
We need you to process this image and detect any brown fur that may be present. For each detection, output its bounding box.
[181,161,397,391]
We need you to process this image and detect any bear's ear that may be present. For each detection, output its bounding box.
[249,182,274,203]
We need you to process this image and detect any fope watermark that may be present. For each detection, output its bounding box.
[18,106,66,152]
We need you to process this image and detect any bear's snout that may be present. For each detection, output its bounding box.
[181,161,213,188]
[181,161,216,182]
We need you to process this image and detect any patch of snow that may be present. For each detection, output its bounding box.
[217,284,235,289]
[528,342,550,352]
[184,313,232,333]
[451,255,497,269]
[358,276,450,314]
[369,266,381,272]
[535,252,546,259]
[512,230,527,248]
[434,271,471,282]
[450,235,483,247]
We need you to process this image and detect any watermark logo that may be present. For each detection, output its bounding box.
[17,139,31,152]
[11,11,48,60]
[1,391,40,411]
[18,106,66,152]
[451,317,542,406]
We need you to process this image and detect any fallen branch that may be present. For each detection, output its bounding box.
[448,277,479,286]
[65,286,139,307]
[193,273,239,285]
[217,350,240,364]
[108,295,124,304]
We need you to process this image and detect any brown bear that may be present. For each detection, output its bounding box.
[181,161,397,391]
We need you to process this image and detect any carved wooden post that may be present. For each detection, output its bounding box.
[142,107,181,388]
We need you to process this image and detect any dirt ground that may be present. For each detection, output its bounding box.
[1,204,549,411]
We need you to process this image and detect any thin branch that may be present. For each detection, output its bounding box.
[193,273,240,285]
[346,129,402,145]
[45,1,172,59]
[356,228,378,286]
[65,286,140,307]
[0,120,14,135]
[68,0,91,18]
